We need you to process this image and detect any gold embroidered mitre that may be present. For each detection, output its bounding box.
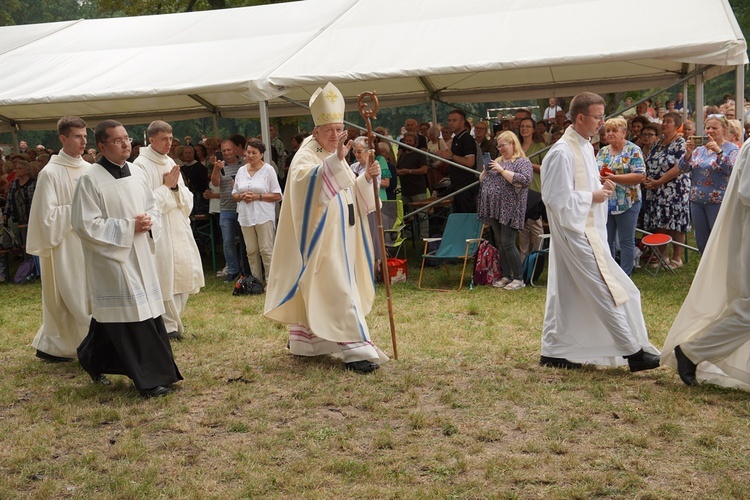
[309,82,345,127]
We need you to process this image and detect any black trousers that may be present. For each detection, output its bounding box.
[77,316,183,390]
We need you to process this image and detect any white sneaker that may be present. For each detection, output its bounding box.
[216,266,228,277]
[504,279,526,290]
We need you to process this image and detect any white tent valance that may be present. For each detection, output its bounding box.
[0,0,746,132]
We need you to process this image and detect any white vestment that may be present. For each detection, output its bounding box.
[264,137,388,363]
[133,146,204,334]
[661,138,750,389]
[72,163,164,322]
[26,151,92,357]
[540,127,658,366]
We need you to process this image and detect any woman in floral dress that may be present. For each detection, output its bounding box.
[642,112,690,269]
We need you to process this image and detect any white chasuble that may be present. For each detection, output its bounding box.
[264,137,382,346]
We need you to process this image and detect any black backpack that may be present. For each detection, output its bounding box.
[232,275,264,295]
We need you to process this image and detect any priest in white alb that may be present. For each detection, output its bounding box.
[661,137,750,389]
[73,120,182,398]
[264,82,388,374]
[133,120,204,341]
[540,92,660,372]
[26,116,92,362]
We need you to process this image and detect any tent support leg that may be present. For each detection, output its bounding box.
[736,64,745,126]
[695,71,704,134]
[431,99,437,128]
[259,100,272,165]
[683,81,689,125]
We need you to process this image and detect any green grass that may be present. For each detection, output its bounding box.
[1,243,750,498]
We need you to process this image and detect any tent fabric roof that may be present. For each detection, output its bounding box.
[0,0,746,132]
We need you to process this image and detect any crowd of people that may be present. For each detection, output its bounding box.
[1,84,749,392]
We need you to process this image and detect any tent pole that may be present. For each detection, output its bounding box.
[736,64,745,126]
[695,71,705,134]
[683,81,689,125]
[10,125,19,154]
[259,100,272,165]
[431,99,437,128]
[212,113,219,138]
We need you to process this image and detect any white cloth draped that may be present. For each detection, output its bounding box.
[661,138,750,389]
[540,127,658,366]
[26,151,91,357]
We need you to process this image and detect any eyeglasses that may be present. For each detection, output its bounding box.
[497,143,510,148]
[353,149,368,154]
[106,137,133,146]
[519,125,534,129]
[583,114,606,122]
[641,133,657,137]
[707,113,728,123]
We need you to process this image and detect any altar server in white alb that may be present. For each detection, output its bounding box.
[73,120,181,398]
[26,116,92,362]
[133,120,204,341]
[264,82,388,374]
[661,137,750,389]
[540,92,660,372]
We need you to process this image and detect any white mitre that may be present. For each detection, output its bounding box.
[309,82,345,127]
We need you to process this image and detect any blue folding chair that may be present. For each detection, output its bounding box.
[417,213,485,291]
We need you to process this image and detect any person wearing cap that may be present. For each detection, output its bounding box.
[264,82,388,374]
[26,116,92,362]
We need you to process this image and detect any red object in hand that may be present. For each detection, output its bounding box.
[600,167,615,176]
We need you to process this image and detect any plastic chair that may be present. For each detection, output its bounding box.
[528,234,550,287]
[381,200,406,258]
[640,233,675,276]
[417,213,485,291]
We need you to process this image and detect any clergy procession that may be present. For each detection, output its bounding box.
[2,82,746,400]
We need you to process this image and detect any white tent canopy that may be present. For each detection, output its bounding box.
[0,0,746,132]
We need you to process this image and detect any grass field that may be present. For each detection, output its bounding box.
[1,246,749,498]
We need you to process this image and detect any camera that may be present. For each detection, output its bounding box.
[690,136,709,146]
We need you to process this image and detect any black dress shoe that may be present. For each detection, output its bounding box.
[224,272,240,283]
[345,360,380,374]
[539,355,582,369]
[91,374,111,386]
[140,385,172,398]
[674,345,699,386]
[35,349,74,363]
[167,331,183,341]
[625,349,661,372]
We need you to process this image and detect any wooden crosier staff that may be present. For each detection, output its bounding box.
[357,91,398,360]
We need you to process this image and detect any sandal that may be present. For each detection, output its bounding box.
[504,279,526,290]
[492,277,512,288]
[669,259,683,269]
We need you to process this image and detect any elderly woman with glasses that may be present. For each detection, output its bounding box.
[478,131,533,290]
[596,117,646,276]
[679,114,739,254]
[642,112,690,269]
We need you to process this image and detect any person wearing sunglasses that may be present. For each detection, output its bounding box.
[679,113,739,254]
